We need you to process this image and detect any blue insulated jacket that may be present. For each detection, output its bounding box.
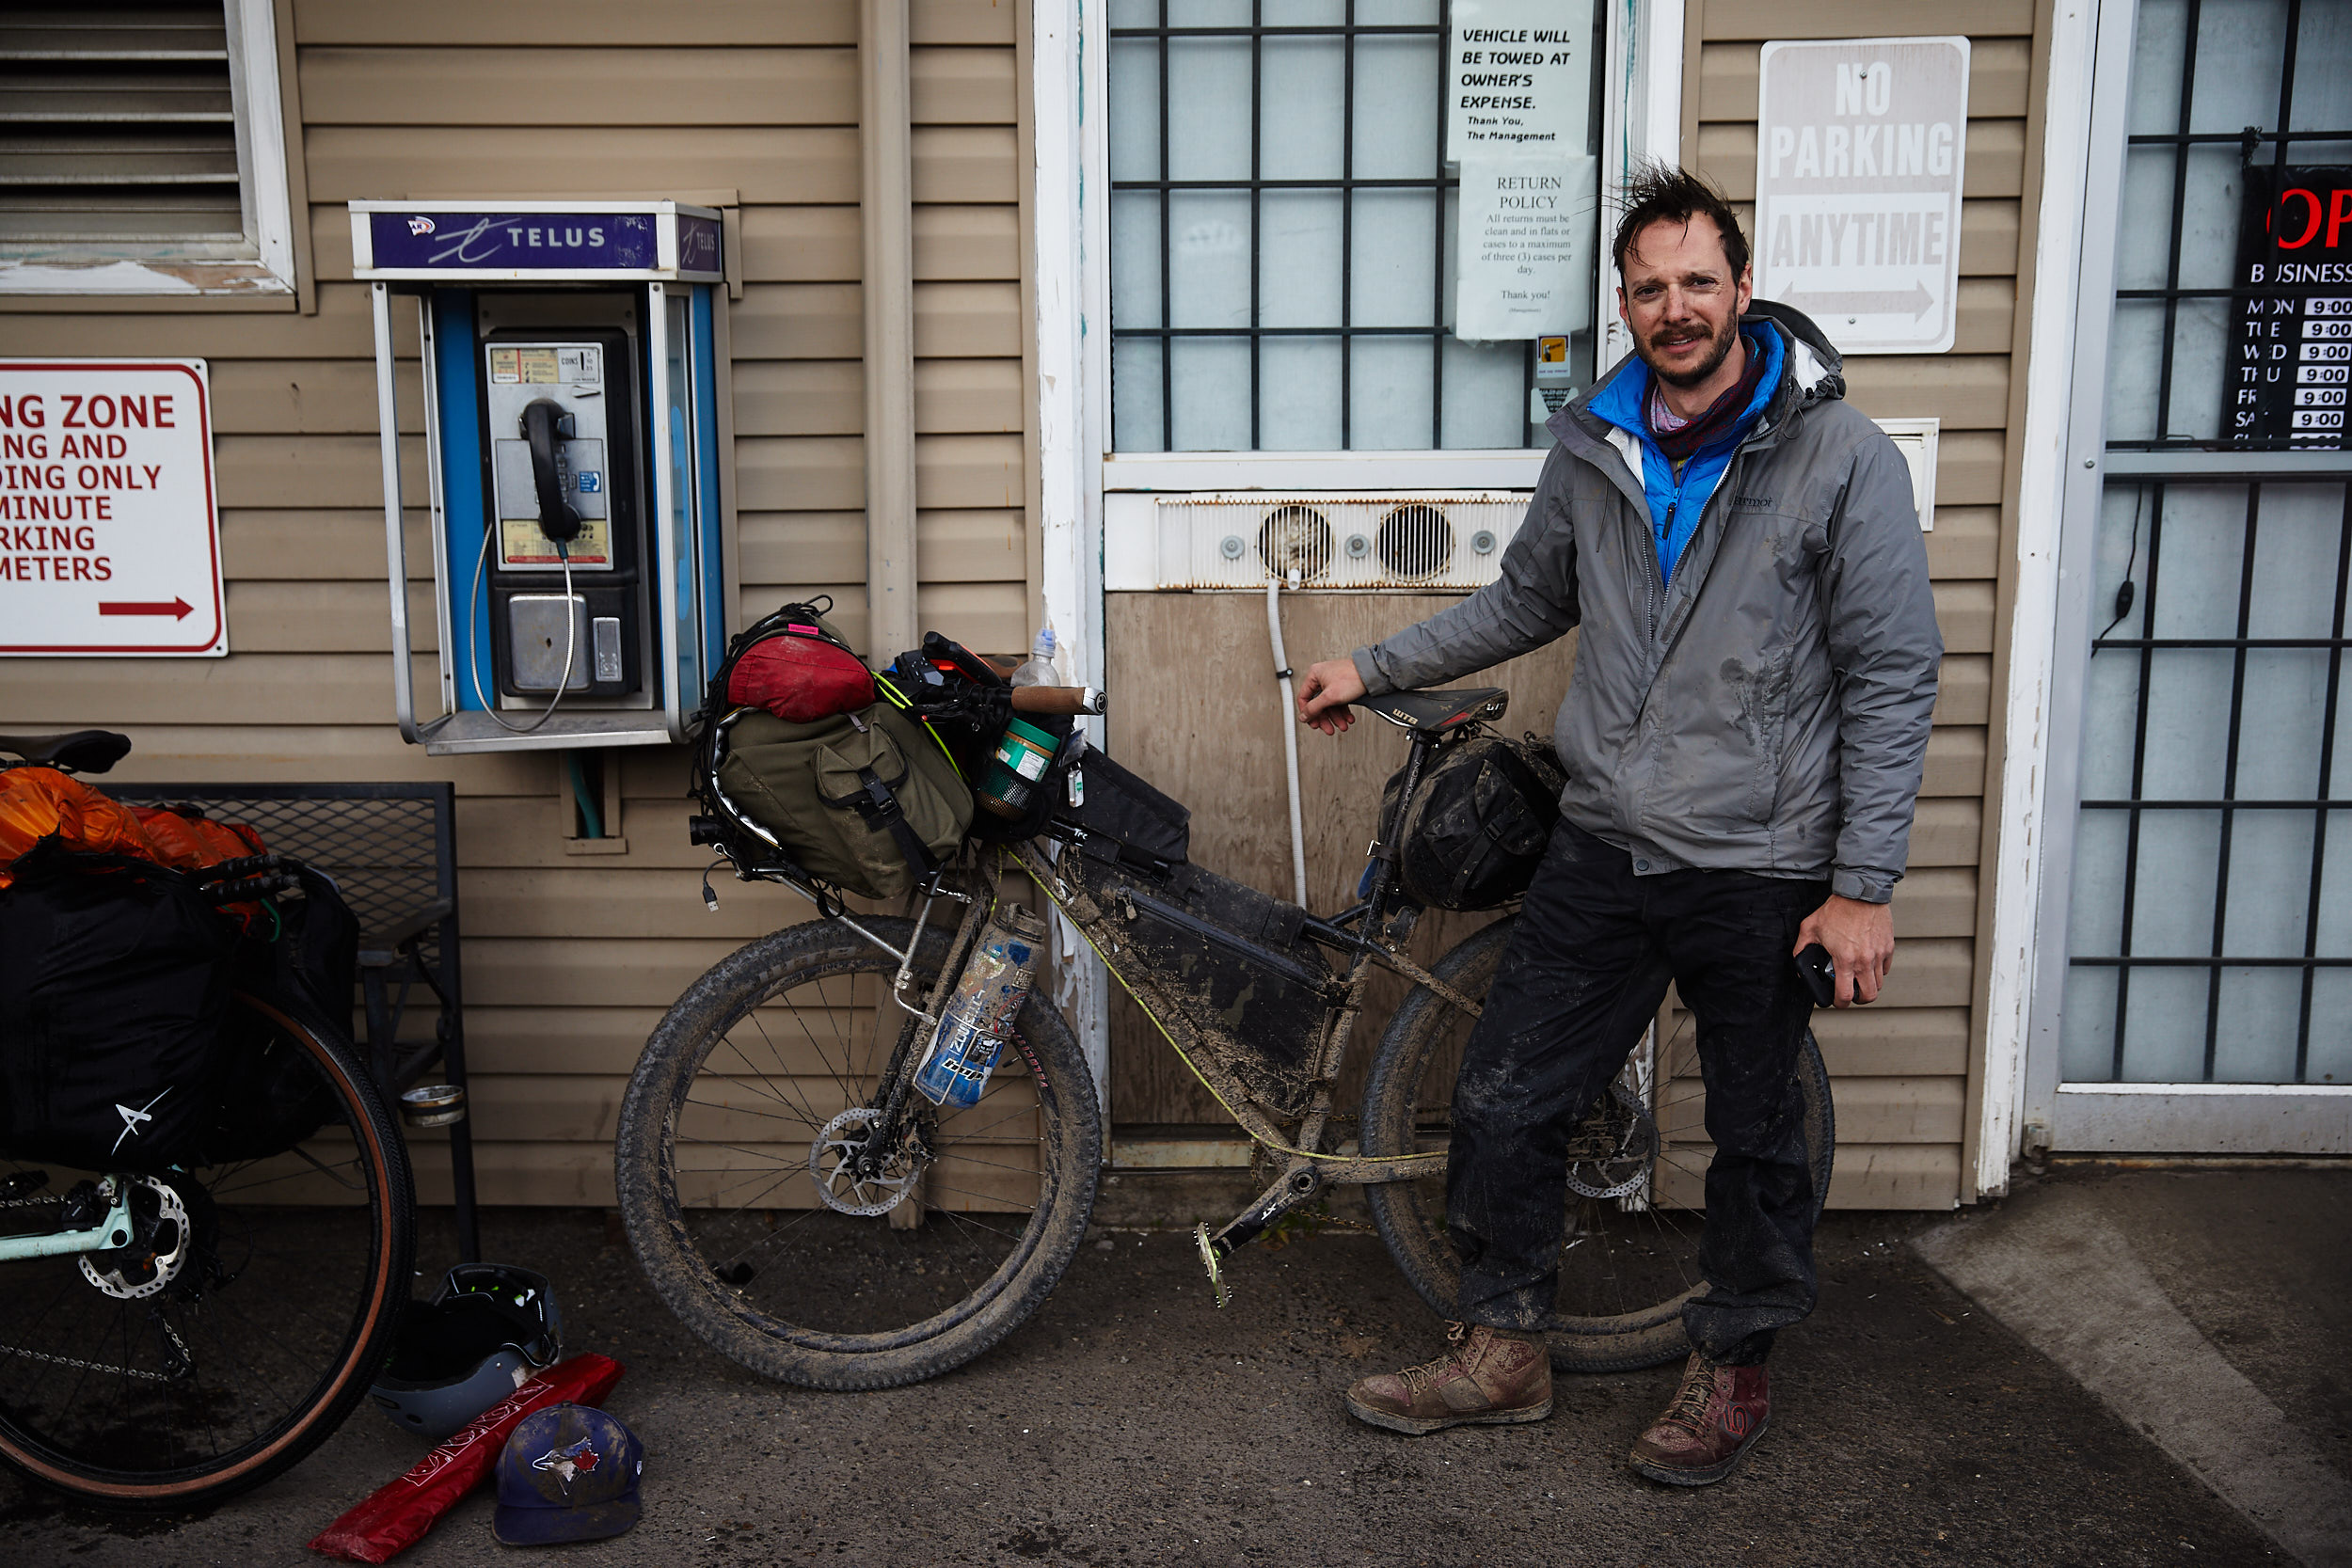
[1582,326,1785,588]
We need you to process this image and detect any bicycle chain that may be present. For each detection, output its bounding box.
[0,1339,172,1384]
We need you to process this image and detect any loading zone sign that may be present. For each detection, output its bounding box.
[1753,38,1970,356]
[0,360,224,657]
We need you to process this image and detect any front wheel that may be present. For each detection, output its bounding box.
[1360,916,1834,1372]
[614,913,1102,1390]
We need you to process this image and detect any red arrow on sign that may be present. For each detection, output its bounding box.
[98,597,194,620]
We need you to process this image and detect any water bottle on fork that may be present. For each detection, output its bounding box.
[913,902,1049,1108]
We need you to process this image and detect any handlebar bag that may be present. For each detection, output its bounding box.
[0,843,235,1173]
[1380,734,1568,911]
[707,701,973,900]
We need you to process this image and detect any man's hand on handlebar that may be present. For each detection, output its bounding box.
[1297,657,1367,735]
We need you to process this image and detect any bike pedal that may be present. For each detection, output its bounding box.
[1193,1221,1231,1308]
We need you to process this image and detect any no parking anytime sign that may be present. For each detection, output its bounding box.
[0,359,225,657]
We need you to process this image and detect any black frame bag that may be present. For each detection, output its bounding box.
[0,843,238,1172]
[1380,734,1568,911]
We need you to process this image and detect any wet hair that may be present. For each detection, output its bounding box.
[1612,162,1750,282]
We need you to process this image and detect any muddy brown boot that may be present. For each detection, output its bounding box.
[1343,1322,1551,1435]
[1627,1352,1771,1485]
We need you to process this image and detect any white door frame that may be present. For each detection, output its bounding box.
[1029,0,1683,1116]
[1989,0,2352,1164]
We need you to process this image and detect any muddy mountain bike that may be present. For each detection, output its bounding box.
[0,730,414,1509]
[614,686,1833,1391]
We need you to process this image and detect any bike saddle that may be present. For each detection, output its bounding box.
[1359,688,1507,735]
[0,729,132,773]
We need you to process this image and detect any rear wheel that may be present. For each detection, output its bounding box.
[0,990,414,1508]
[614,914,1102,1390]
[1361,916,1834,1372]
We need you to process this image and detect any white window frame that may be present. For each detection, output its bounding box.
[0,0,297,298]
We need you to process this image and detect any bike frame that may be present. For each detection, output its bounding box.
[0,1178,134,1263]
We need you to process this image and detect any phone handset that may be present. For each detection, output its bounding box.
[520,398,582,543]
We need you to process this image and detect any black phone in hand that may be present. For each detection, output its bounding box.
[1795,943,1837,1008]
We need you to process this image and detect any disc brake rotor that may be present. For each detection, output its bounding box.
[80,1176,191,1300]
[1565,1084,1661,1200]
[809,1107,922,1217]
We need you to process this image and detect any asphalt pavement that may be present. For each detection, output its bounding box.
[3,1166,2336,1568]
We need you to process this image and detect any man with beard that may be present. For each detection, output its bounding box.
[1295,165,1941,1485]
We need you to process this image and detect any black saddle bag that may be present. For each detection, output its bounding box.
[0,843,238,1173]
[1380,733,1568,911]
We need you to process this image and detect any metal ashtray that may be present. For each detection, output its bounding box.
[400,1084,467,1128]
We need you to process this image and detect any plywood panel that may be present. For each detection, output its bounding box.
[303,126,860,206]
[911,47,1017,124]
[1699,37,2032,120]
[1697,119,2026,201]
[293,0,857,47]
[296,48,860,126]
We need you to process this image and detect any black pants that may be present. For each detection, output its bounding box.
[1445,819,1827,1365]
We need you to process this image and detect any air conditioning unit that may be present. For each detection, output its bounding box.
[1105,492,1534,592]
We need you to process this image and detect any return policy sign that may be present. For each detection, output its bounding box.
[1753,37,1971,356]
[0,359,225,657]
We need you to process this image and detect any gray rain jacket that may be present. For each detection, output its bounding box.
[1351,301,1943,903]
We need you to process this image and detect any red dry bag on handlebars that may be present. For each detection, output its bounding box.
[721,600,875,722]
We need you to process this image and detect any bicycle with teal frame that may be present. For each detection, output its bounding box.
[0,729,414,1509]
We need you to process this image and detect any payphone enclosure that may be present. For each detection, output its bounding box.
[352,199,734,755]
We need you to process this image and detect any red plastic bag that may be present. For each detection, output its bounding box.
[310,1353,625,1564]
[725,624,875,721]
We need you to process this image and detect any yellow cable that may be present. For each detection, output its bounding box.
[873,672,968,781]
[1015,856,1431,1166]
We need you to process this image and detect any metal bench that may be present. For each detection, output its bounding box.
[108,780,480,1261]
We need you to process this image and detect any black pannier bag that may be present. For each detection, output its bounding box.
[207,864,361,1164]
[1380,734,1568,911]
[0,843,237,1173]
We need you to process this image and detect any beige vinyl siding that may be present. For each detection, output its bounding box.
[0,0,1032,1204]
[1683,0,2050,1207]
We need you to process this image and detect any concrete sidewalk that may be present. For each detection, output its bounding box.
[0,1180,2322,1568]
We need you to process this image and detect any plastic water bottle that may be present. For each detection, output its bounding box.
[913,903,1049,1108]
[1009,626,1059,688]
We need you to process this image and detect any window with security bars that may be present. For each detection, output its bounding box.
[2061,0,2352,1087]
[0,0,251,258]
[1106,0,1606,452]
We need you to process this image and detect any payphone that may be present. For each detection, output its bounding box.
[352,200,732,754]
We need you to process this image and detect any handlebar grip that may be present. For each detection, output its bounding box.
[1008,685,1104,717]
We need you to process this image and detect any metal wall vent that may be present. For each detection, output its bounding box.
[1138,492,1529,591]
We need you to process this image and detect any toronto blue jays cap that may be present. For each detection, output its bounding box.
[491,1402,644,1546]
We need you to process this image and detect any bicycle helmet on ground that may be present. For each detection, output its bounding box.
[369,1263,564,1441]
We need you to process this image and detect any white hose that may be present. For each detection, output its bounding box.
[1265,574,1309,908]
